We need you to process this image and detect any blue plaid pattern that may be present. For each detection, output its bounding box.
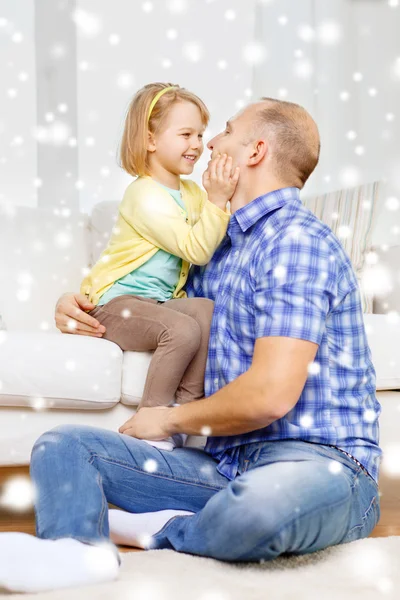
[185,187,381,482]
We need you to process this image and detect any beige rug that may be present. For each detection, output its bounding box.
[2,537,400,600]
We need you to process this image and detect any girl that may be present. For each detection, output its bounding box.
[81,82,239,450]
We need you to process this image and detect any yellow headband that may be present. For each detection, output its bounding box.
[147,86,177,124]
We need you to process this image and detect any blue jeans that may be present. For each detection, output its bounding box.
[30,425,380,562]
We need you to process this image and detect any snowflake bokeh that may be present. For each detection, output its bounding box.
[0,5,399,574]
[0,475,36,512]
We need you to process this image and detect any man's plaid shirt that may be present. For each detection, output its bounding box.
[185,187,381,482]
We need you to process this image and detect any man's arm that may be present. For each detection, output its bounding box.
[166,336,318,437]
[167,234,335,438]
[120,233,335,441]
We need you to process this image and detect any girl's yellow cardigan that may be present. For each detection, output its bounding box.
[80,176,231,305]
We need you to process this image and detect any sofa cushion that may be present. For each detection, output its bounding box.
[0,332,122,409]
[364,314,400,390]
[121,351,154,405]
[303,181,380,313]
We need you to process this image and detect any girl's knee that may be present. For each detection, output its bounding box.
[196,298,215,316]
[170,317,202,352]
[188,298,214,332]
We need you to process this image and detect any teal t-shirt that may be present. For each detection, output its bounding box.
[98,183,187,305]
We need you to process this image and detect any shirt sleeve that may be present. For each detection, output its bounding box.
[253,234,338,345]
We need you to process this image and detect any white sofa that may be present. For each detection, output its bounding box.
[0,199,399,471]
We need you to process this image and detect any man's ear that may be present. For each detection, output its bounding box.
[248,140,267,166]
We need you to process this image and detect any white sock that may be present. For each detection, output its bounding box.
[0,532,120,593]
[109,508,194,548]
[142,433,187,452]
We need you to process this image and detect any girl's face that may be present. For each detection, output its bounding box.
[148,101,206,177]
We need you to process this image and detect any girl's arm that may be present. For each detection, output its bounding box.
[121,156,238,266]
[121,195,229,266]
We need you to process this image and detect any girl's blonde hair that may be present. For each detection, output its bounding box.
[119,82,210,177]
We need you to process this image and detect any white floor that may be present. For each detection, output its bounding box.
[2,536,400,600]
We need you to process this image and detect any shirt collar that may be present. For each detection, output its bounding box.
[233,187,302,233]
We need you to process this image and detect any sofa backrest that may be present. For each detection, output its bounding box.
[0,205,91,331]
[87,201,119,266]
[1,188,397,333]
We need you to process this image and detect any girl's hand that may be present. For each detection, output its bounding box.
[202,154,240,210]
[55,292,105,337]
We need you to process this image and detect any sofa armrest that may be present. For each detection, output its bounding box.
[364,314,400,390]
[361,245,400,314]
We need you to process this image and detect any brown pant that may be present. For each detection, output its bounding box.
[88,294,214,409]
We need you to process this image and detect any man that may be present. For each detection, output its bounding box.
[0,98,381,593]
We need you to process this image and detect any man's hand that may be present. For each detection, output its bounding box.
[202,153,240,211]
[55,292,106,337]
[119,407,175,440]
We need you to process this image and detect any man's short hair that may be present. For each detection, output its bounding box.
[251,98,320,188]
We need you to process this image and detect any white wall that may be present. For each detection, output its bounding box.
[35,0,79,211]
[253,0,400,247]
[0,0,37,209]
[353,0,400,246]
[75,0,257,213]
[2,0,399,250]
